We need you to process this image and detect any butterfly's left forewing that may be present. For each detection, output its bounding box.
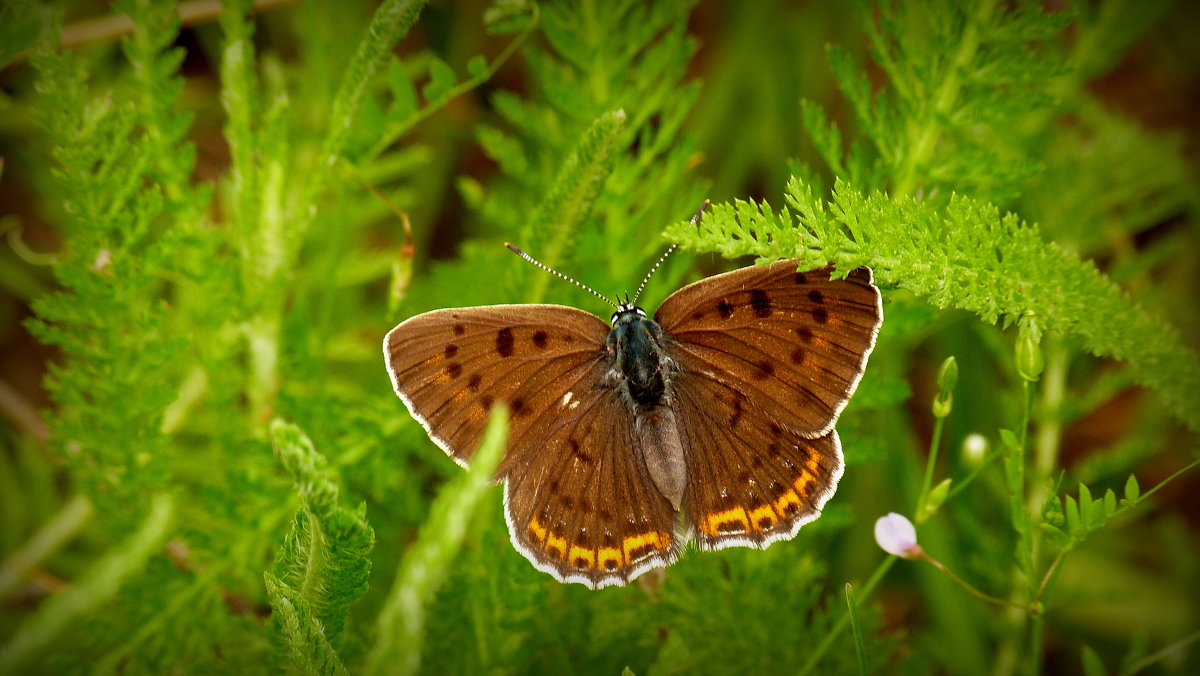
[656,261,882,436]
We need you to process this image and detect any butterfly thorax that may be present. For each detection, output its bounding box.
[606,306,674,408]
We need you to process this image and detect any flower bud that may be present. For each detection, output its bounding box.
[962,433,988,467]
[937,356,958,392]
[917,478,953,523]
[932,391,953,418]
[1016,322,1043,382]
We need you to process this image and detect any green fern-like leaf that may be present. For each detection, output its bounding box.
[25,4,208,521]
[264,572,351,676]
[816,1,1071,201]
[268,421,374,652]
[459,0,705,310]
[668,177,1200,433]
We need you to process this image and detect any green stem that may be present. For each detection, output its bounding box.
[0,495,93,600]
[364,5,539,161]
[996,380,1038,676]
[1034,548,1066,605]
[845,584,868,676]
[920,553,1026,611]
[1028,338,1068,536]
[1136,457,1200,504]
[916,413,946,521]
[892,0,997,197]
[1125,630,1200,675]
[1027,338,1067,676]
[945,446,1003,503]
[796,557,895,676]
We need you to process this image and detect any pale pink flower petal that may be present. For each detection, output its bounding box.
[875,512,923,559]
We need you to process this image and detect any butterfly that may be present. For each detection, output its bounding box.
[384,233,882,589]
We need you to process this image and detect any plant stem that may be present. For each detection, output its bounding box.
[917,413,946,521]
[945,446,1003,503]
[845,584,868,676]
[1136,457,1200,504]
[920,553,1026,611]
[996,379,1038,676]
[0,495,93,600]
[1034,549,1066,605]
[1125,630,1200,675]
[797,557,895,676]
[1027,337,1067,676]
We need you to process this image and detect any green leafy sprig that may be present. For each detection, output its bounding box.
[668,178,1200,434]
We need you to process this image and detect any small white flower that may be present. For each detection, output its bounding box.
[874,512,923,559]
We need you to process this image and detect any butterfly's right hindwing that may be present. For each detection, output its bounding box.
[502,382,681,588]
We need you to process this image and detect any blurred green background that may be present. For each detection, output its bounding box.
[0,0,1197,674]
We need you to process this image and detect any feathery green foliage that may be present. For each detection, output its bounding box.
[24,1,209,523]
[667,178,1200,433]
[0,494,173,673]
[268,421,373,659]
[1,1,1196,674]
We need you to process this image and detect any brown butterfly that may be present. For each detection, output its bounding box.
[384,237,882,588]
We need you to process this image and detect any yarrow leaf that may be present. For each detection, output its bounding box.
[667,177,1200,434]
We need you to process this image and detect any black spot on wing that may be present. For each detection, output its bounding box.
[496,328,515,357]
[750,289,772,318]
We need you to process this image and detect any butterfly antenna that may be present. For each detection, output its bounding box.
[630,199,711,305]
[505,243,619,309]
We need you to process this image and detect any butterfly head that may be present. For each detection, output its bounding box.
[609,298,648,327]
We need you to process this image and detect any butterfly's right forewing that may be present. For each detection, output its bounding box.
[384,305,609,467]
